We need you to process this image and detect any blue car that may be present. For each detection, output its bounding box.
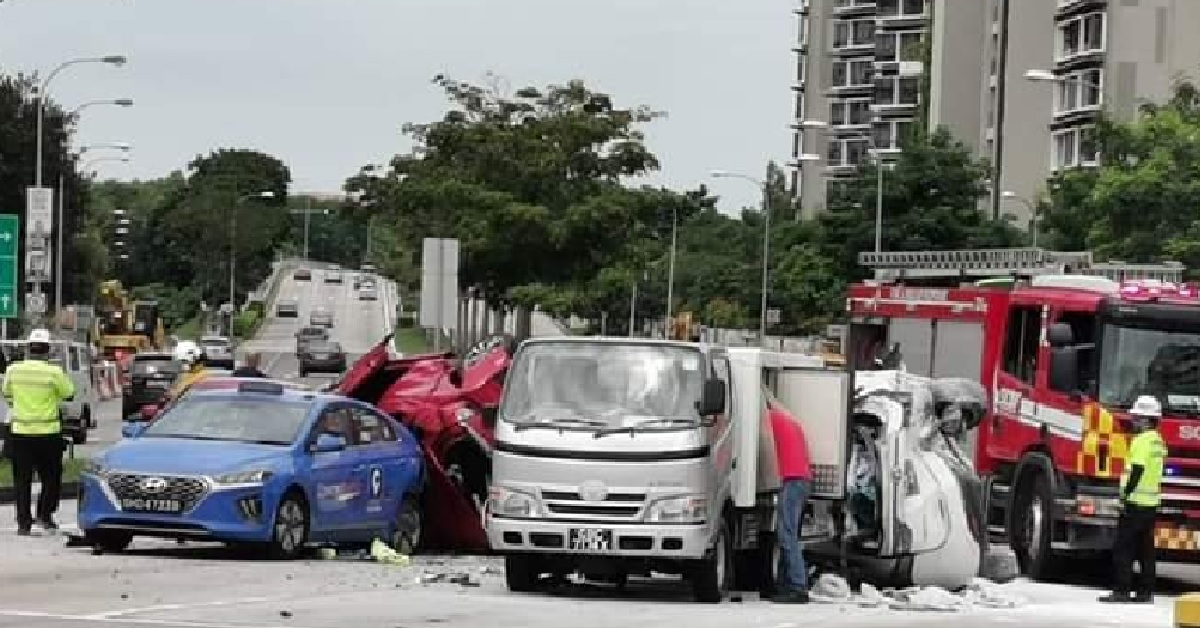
[79,379,425,559]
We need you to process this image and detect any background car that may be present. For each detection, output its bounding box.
[293,268,312,281]
[122,352,181,417]
[324,271,343,284]
[295,326,329,356]
[276,299,299,317]
[309,308,334,328]
[299,340,346,376]
[200,335,235,369]
[81,379,425,558]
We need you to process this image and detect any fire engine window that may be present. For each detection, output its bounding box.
[1002,307,1041,384]
[1051,311,1097,394]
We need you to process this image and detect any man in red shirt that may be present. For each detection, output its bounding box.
[769,399,813,603]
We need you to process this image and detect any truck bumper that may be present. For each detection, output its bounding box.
[486,514,710,560]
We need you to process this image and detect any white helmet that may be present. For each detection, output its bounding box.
[1130,395,1163,418]
[27,328,51,344]
[173,340,201,365]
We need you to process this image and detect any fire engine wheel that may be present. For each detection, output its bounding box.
[691,518,733,603]
[1011,470,1056,581]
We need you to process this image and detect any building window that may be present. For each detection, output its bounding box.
[796,60,806,84]
[828,137,870,168]
[878,0,925,18]
[833,18,875,49]
[831,98,872,125]
[1052,125,1099,170]
[792,132,801,159]
[1058,11,1105,60]
[875,76,921,106]
[877,31,925,63]
[873,119,913,150]
[1054,68,1102,114]
[794,93,805,120]
[832,59,873,88]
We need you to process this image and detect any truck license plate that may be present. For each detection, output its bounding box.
[120,498,183,514]
[569,528,613,551]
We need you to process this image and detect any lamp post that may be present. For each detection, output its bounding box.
[230,191,276,313]
[34,55,127,188]
[665,204,678,328]
[711,171,773,346]
[797,119,890,252]
[1002,190,1040,246]
[69,98,133,119]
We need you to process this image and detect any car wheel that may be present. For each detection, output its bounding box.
[267,492,310,560]
[88,530,133,553]
[389,494,422,555]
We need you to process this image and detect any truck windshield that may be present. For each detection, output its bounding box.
[1098,323,1200,413]
[502,343,703,430]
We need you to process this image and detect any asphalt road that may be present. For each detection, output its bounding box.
[15,266,1199,627]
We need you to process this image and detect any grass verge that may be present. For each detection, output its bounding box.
[0,456,88,489]
[394,328,433,354]
[174,315,203,341]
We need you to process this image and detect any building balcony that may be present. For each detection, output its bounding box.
[1055,0,1107,21]
[831,42,877,57]
[833,0,877,18]
[877,12,928,29]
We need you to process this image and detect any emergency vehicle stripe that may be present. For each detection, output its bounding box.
[1155,524,1200,551]
[1075,403,1129,479]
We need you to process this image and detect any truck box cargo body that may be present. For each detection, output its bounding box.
[847,247,1200,579]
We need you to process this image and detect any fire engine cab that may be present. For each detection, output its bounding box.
[845,247,1200,580]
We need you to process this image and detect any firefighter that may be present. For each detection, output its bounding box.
[164,341,212,403]
[1100,395,1166,604]
[2,328,75,535]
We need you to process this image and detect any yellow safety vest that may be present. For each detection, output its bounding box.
[167,365,211,400]
[1121,429,1166,508]
[1,359,75,436]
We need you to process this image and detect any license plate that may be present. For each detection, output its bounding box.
[569,528,613,551]
[120,498,183,514]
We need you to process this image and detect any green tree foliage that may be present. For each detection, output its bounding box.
[1041,80,1200,268]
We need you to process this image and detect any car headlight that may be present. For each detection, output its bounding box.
[213,469,274,486]
[646,494,707,523]
[487,486,539,518]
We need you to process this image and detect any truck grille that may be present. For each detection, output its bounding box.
[107,473,208,512]
[541,490,645,520]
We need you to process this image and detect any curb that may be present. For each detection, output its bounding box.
[0,481,80,505]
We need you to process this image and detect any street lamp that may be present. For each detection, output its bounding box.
[34,55,128,188]
[799,119,889,252]
[69,98,133,118]
[710,170,772,346]
[1002,190,1040,247]
[230,190,276,313]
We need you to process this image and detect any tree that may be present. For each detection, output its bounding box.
[1041,79,1200,268]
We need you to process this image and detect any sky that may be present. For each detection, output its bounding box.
[0,0,793,212]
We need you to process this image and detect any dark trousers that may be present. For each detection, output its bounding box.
[8,432,64,528]
[778,478,812,592]
[1112,504,1157,595]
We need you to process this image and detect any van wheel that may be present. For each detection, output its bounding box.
[1010,468,1057,581]
[692,518,733,603]
[505,554,540,592]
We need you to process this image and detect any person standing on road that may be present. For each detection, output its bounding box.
[2,328,75,535]
[768,390,814,604]
[1100,395,1166,604]
[231,352,267,378]
[164,341,212,403]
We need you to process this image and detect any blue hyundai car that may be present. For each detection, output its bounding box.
[79,379,425,559]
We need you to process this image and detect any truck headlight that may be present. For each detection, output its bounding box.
[488,486,538,518]
[646,495,707,523]
[213,470,274,486]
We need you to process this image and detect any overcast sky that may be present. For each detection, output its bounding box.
[1,0,792,212]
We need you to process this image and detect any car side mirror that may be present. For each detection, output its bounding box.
[312,432,347,453]
[697,378,726,416]
[1049,347,1081,398]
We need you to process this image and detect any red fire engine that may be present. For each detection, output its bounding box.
[845,247,1200,580]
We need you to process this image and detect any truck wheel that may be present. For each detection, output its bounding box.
[733,530,779,594]
[1010,469,1056,581]
[505,554,540,592]
[691,518,733,603]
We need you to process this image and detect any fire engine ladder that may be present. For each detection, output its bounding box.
[858,248,1186,283]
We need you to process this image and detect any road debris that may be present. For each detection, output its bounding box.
[809,573,1025,611]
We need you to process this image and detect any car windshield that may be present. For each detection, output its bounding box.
[132,359,179,376]
[502,342,703,429]
[1098,322,1200,414]
[142,396,312,445]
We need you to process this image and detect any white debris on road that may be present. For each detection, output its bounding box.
[810,573,1023,611]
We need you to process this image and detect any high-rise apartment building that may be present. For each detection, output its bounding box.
[790,0,1200,226]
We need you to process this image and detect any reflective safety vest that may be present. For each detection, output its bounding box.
[1121,429,1167,508]
[167,365,211,400]
[1,359,75,436]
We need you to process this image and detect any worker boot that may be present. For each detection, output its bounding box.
[1098,591,1135,603]
[15,526,31,537]
[772,589,810,604]
[36,517,58,532]
[1133,592,1154,604]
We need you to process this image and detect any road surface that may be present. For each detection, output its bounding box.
[16,267,1195,627]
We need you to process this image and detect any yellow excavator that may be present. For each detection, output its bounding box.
[94,280,166,367]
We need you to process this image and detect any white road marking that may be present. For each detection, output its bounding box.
[0,608,315,628]
[80,595,285,619]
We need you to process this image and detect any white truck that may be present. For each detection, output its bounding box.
[485,337,990,602]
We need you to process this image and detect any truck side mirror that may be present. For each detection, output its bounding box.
[1047,322,1074,348]
[697,378,726,416]
[1048,347,1080,397]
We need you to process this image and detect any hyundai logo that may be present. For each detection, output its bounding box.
[140,477,168,493]
[579,480,608,502]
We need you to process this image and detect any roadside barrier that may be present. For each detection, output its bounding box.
[1179,593,1200,628]
[92,361,120,401]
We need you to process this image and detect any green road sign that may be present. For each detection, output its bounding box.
[0,215,17,318]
